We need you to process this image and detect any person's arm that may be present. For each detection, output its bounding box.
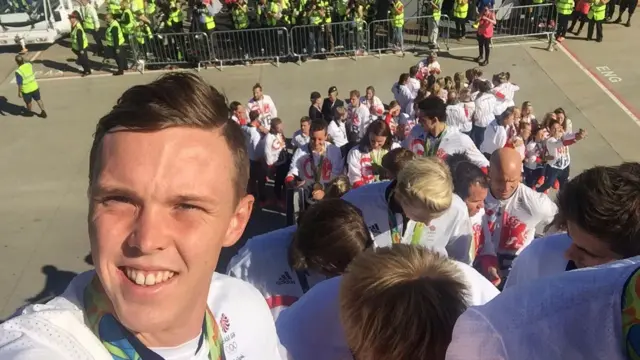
[15,72,23,97]
[264,134,277,166]
[445,210,474,265]
[330,145,345,177]
[285,148,304,185]
[460,134,490,172]
[346,148,364,188]
[76,28,85,51]
[445,308,508,360]
[111,25,120,48]
[268,97,278,118]
[531,190,558,233]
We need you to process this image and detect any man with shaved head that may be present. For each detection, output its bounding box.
[476,148,557,286]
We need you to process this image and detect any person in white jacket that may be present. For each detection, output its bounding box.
[479,148,557,286]
[360,85,385,121]
[264,118,289,208]
[287,119,344,203]
[471,79,498,148]
[226,198,373,320]
[346,89,371,144]
[504,162,640,289]
[446,257,640,360]
[347,120,399,188]
[0,73,282,360]
[247,83,277,133]
[391,73,416,118]
[327,106,349,155]
[277,244,499,360]
[404,96,489,172]
[342,157,475,264]
[479,106,517,158]
[491,71,520,109]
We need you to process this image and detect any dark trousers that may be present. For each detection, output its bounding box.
[249,160,267,202]
[477,34,491,60]
[73,49,91,73]
[619,0,638,16]
[556,13,571,37]
[537,164,570,192]
[110,46,127,72]
[454,17,466,38]
[606,0,618,18]
[587,18,603,41]
[273,161,289,200]
[568,11,587,33]
[471,123,486,148]
[87,28,104,55]
[523,167,544,188]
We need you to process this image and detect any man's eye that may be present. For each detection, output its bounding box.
[177,203,202,211]
[101,196,132,205]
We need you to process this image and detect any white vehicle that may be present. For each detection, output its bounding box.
[0,0,103,47]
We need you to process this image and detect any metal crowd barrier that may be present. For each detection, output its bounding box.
[128,32,211,72]
[207,27,290,69]
[368,15,451,55]
[289,21,369,60]
[491,3,556,45]
[125,3,556,72]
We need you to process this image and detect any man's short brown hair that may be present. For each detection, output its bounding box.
[340,244,469,360]
[89,72,249,203]
[382,148,416,180]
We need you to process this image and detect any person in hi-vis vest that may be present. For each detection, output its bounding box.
[69,11,92,76]
[80,0,104,56]
[104,12,128,75]
[587,0,608,42]
[13,55,47,118]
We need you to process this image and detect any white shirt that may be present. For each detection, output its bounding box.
[0,271,282,360]
[286,144,344,185]
[290,129,310,150]
[342,181,474,264]
[346,144,400,187]
[446,257,640,360]
[416,59,441,80]
[247,95,277,129]
[396,112,416,141]
[479,119,507,155]
[277,263,499,360]
[346,103,371,142]
[360,96,385,121]
[242,125,265,162]
[391,83,415,117]
[327,120,348,148]
[404,125,490,170]
[545,133,576,170]
[481,184,558,277]
[492,82,520,109]
[470,208,485,263]
[503,233,572,290]
[524,140,545,170]
[407,77,421,97]
[226,226,327,320]
[264,132,287,166]
[446,103,470,133]
[473,92,498,128]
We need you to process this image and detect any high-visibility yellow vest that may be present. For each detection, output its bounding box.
[588,0,605,20]
[105,20,125,46]
[337,0,347,16]
[354,5,364,31]
[391,1,404,27]
[167,7,183,27]
[432,0,442,21]
[71,24,89,51]
[135,24,152,44]
[532,0,545,4]
[108,0,121,14]
[120,9,136,35]
[203,14,215,30]
[309,8,323,24]
[319,0,331,23]
[146,0,156,14]
[556,0,574,15]
[131,0,144,13]
[16,63,38,94]
[268,1,282,25]
[453,0,468,19]
[81,5,96,30]
[232,5,249,29]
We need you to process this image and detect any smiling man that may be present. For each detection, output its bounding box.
[0,73,282,359]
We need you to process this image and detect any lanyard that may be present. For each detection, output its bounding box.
[424,126,447,157]
[565,260,577,271]
[308,145,325,183]
[386,191,425,245]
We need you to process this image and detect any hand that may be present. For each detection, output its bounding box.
[545,155,555,161]
[576,129,587,140]
[18,92,22,98]
[312,189,325,200]
[487,266,501,286]
[512,138,524,147]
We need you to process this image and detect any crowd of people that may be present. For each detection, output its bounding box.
[1,46,639,360]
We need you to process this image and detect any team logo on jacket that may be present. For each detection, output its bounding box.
[220,313,231,333]
[276,271,296,285]
[369,223,382,235]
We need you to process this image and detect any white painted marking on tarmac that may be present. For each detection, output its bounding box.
[558,44,640,126]
[595,66,622,83]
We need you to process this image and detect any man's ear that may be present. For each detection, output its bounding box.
[222,194,254,247]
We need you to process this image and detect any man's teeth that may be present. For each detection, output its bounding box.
[124,268,175,286]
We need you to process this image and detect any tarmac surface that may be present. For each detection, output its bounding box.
[0,17,638,319]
